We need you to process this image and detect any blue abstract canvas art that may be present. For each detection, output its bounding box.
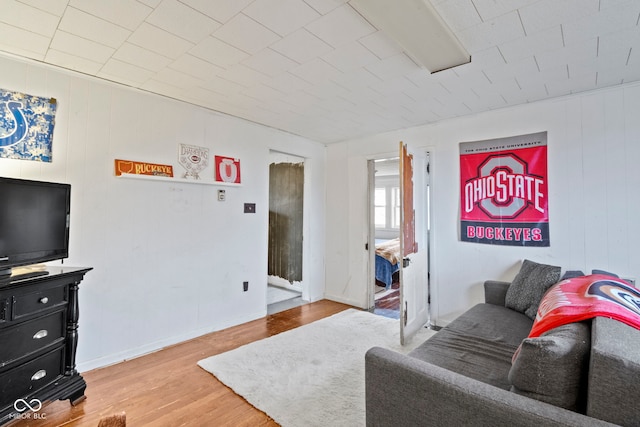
[0,89,57,162]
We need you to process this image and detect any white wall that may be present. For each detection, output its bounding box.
[325,81,640,325]
[0,53,326,371]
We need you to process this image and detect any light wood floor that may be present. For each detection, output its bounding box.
[9,300,352,427]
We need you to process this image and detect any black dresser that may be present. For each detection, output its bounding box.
[0,266,91,424]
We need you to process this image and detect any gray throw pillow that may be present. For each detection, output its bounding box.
[509,322,591,412]
[505,259,561,319]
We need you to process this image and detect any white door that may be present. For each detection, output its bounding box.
[399,142,429,345]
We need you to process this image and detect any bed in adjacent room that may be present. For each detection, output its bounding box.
[375,238,400,289]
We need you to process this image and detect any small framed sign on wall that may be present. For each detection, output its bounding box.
[0,88,57,162]
[215,155,241,184]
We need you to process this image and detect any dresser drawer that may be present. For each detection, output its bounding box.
[0,311,65,367]
[0,346,64,404]
[11,283,67,320]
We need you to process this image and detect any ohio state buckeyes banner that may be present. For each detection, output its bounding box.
[460,132,549,247]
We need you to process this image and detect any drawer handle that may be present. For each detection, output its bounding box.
[39,297,49,304]
[31,369,47,381]
[33,329,48,339]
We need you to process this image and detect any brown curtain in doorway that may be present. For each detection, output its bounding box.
[268,162,304,282]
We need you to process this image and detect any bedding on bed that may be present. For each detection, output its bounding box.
[375,238,400,288]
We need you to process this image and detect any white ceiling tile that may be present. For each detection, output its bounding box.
[153,67,205,89]
[621,63,640,84]
[0,0,637,144]
[279,90,321,108]
[242,48,299,77]
[50,30,115,63]
[321,41,379,72]
[483,56,539,83]
[500,84,547,104]
[68,0,152,31]
[59,7,131,49]
[216,63,272,87]
[17,0,68,16]
[0,22,49,58]
[518,0,599,35]
[442,70,491,94]
[265,72,312,94]
[552,72,597,96]
[213,13,281,54]
[271,28,333,63]
[138,0,162,7]
[128,23,194,59]
[199,76,246,96]
[44,49,103,74]
[457,11,525,53]
[178,0,254,23]
[302,80,349,99]
[241,84,286,102]
[244,0,320,36]
[305,4,375,48]
[473,77,521,99]
[0,0,60,37]
[189,36,249,68]
[145,0,221,43]
[139,78,186,98]
[112,43,173,72]
[184,85,228,106]
[469,0,537,22]
[290,58,342,84]
[331,67,381,89]
[169,54,225,80]
[562,1,640,46]
[517,65,568,90]
[498,26,563,63]
[433,0,481,31]
[535,39,597,72]
[303,0,348,15]
[365,53,417,81]
[594,69,625,87]
[599,26,640,57]
[369,76,417,97]
[98,59,155,85]
[568,50,632,84]
[358,31,402,59]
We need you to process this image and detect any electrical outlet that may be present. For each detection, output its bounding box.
[218,189,226,201]
[243,281,249,292]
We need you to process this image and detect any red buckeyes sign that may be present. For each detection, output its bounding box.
[459,132,549,246]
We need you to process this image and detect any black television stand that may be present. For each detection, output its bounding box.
[0,266,92,425]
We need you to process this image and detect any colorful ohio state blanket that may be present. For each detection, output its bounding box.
[529,274,640,338]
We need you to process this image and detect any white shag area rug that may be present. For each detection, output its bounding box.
[198,308,436,427]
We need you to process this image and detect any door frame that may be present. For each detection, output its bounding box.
[367,154,397,310]
[267,150,307,298]
[366,149,434,327]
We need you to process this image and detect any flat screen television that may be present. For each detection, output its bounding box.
[0,177,71,276]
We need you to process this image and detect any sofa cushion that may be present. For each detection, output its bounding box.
[409,303,533,390]
[508,322,590,412]
[505,259,561,319]
[587,317,640,426]
[560,270,584,280]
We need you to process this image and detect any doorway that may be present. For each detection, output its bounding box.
[267,151,305,314]
[370,158,402,319]
[368,152,432,325]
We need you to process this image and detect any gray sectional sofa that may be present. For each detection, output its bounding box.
[365,261,640,426]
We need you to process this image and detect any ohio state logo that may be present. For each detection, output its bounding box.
[463,153,545,219]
